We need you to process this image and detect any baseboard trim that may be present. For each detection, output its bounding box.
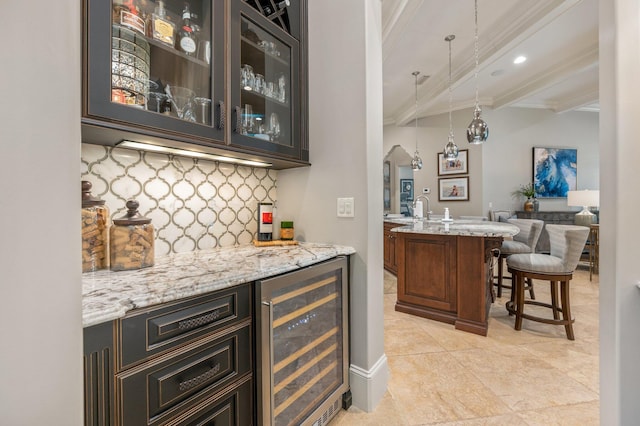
[348,354,389,412]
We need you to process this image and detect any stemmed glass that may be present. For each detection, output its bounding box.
[165,84,195,120]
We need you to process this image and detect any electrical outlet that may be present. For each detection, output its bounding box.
[423,187,430,194]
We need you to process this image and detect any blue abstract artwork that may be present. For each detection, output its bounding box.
[532,147,577,198]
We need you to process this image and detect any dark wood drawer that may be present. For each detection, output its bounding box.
[119,284,251,369]
[116,322,252,426]
[175,376,253,426]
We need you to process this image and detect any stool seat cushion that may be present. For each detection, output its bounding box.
[507,253,569,274]
[501,240,532,255]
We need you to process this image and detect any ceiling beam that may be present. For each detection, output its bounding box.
[389,0,586,126]
[381,0,425,63]
[492,46,598,109]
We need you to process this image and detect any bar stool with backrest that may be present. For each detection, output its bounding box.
[505,224,590,340]
[494,219,544,299]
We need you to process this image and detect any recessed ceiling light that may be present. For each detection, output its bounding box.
[513,55,527,64]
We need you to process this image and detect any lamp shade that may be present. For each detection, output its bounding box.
[567,190,599,208]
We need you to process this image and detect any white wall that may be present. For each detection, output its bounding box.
[0,1,83,424]
[384,110,485,217]
[277,0,388,411]
[384,107,599,217]
[482,108,599,213]
[599,0,640,423]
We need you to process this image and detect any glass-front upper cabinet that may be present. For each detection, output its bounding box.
[83,0,225,144]
[230,1,303,160]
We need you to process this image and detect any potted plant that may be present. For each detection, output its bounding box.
[511,183,537,212]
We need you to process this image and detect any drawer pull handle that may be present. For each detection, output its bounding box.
[217,100,225,130]
[178,310,220,331]
[179,363,221,392]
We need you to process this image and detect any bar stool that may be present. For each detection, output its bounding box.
[494,219,544,299]
[506,224,589,340]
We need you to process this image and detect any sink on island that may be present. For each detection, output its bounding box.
[388,218,519,336]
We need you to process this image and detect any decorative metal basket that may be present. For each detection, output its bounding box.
[111,24,150,106]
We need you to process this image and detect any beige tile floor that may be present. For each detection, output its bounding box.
[332,263,599,425]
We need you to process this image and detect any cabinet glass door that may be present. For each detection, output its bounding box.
[84,0,224,142]
[231,4,300,159]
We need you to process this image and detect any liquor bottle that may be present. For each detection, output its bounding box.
[176,3,197,56]
[116,0,146,35]
[149,1,175,47]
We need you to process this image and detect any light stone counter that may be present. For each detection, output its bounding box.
[388,219,519,238]
[83,242,355,327]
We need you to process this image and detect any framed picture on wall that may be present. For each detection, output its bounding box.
[437,149,468,175]
[438,177,469,201]
[532,147,577,198]
[400,178,414,200]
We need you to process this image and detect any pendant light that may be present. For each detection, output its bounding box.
[443,35,459,160]
[466,0,489,144]
[411,71,423,170]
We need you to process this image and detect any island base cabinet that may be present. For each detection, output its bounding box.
[395,232,502,336]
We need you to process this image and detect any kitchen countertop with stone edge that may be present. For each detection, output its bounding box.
[83,242,355,327]
[389,219,519,238]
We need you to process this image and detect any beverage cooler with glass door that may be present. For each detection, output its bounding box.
[255,257,350,426]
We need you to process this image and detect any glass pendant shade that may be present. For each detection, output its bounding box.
[444,134,458,160]
[411,152,423,170]
[444,35,458,159]
[466,106,489,144]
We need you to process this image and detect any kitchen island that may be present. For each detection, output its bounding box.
[390,220,519,336]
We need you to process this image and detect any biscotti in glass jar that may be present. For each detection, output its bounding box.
[110,199,154,271]
[81,181,109,272]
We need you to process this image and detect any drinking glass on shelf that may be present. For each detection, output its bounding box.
[277,73,287,103]
[269,112,280,141]
[197,40,211,64]
[193,97,212,125]
[241,64,254,91]
[254,74,265,94]
[265,82,275,99]
[165,85,195,120]
[242,104,254,134]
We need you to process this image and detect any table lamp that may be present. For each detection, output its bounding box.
[567,190,599,226]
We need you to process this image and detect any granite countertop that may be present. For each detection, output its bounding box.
[389,219,519,237]
[83,242,355,327]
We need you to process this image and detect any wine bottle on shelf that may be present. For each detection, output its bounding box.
[176,3,197,56]
[261,0,290,17]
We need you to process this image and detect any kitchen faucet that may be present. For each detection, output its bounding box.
[412,195,432,220]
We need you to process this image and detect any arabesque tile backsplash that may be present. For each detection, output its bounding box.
[81,143,277,256]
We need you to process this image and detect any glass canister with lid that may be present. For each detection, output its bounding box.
[81,181,110,272]
[110,199,155,271]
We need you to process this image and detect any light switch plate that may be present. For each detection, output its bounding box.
[337,197,354,217]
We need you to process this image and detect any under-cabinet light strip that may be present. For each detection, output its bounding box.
[117,140,272,168]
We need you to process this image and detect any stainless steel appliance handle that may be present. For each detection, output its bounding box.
[262,300,275,424]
